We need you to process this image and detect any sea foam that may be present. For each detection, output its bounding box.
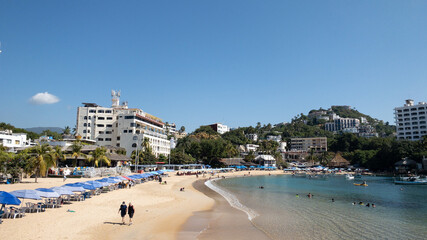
[205,179,259,221]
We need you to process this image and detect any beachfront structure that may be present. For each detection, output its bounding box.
[325,117,360,132]
[328,153,350,168]
[76,91,171,158]
[208,123,230,134]
[0,130,33,152]
[245,144,259,152]
[394,99,427,141]
[290,137,327,153]
[255,155,276,167]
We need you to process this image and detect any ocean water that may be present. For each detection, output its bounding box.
[210,175,427,240]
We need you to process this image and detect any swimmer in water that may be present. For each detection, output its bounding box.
[372,203,376,208]
[332,198,335,202]
[352,202,356,205]
[366,203,370,207]
[296,194,299,198]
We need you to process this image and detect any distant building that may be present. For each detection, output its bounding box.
[245,144,259,152]
[394,99,427,141]
[278,141,287,152]
[245,133,258,142]
[266,135,282,142]
[255,155,276,167]
[290,137,327,153]
[76,90,171,158]
[325,118,360,132]
[0,130,32,152]
[208,123,230,134]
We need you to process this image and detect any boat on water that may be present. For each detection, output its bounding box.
[345,174,354,180]
[354,174,362,178]
[394,176,427,185]
[354,181,368,186]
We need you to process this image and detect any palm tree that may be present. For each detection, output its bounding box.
[88,147,111,167]
[51,145,66,168]
[70,141,85,167]
[63,126,71,135]
[29,144,55,183]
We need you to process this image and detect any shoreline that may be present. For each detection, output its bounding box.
[0,170,285,239]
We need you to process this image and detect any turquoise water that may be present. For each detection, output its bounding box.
[212,175,427,240]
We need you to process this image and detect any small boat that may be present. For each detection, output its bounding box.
[394,180,427,185]
[345,174,354,180]
[354,181,368,187]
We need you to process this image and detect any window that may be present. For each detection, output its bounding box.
[84,116,88,120]
[397,110,402,113]
[87,130,90,133]
[421,121,426,124]
[105,110,112,113]
[132,143,137,148]
[124,130,128,133]
[107,117,113,120]
[98,117,105,120]
[419,112,426,115]
[116,144,120,147]
[117,136,120,140]
[419,107,425,110]
[398,128,403,130]
[99,131,104,134]
[98,138,104,141]
[98,110,105,113]
[83,130,87,133]
[411,112,417,116]
[105,131,112,134]
[404,118,410,121]
[413,126,418,129]
[398,114,402,117]
[84,123,87,127]
[89,109,96,113]
[404,109,409,112]
[125,116,135,119]
[413,131,419,134]
[129,130,133,133]
[411,108,417,111]
[105,138,112,141]
[97,124,104,127]
[130,123,136,127]
[420,116,426,120]
[412,117,418,120]
[404,113,410,116]
[15,140,20,144]
[106,124,113,128]
[421,131,427,134]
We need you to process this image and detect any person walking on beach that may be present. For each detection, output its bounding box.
[118,201,127,225]
[128,202,135,225]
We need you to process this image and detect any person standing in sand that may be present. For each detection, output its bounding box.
[128,202,135,225]
[118,201,127,225]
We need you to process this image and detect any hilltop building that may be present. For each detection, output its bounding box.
[245,133,258,142]
[0,130,33,152]
[290,137,327,153]
[325,118,360,132]
[266,135,282,143]
[208,123,230,134]
[76,90,171,158]
[395,99,427,140]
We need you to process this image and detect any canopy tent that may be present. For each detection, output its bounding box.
[84,181,104,188]
[35,188,60,198]
[50,187,75,195]
[0,191,21,205]
[62,186,86,192]
[65,183,97,190]
[10,190,42,200]
[121,176,132,181]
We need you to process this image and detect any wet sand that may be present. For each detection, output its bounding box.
[178,179,271,240]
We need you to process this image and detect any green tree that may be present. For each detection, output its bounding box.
[63,126,71,135]
[70,141,86,167]
[88,147,111,167]
[28,144,55,182]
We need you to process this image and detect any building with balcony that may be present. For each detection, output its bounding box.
[0,130,32,152]
[325,118,360,132]
[76,90,171,157]
[394,99,427,141]
[290,137,327,153]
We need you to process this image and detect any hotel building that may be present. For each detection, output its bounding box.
[76,91,171,157]
[325,118,360,132]
[394,99,427,140]
[0,130,32,152]
[208,123,230,134]
[290,137,328,153]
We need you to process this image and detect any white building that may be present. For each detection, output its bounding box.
[255,155,276,167]
[395,99,427,140]
[325,118,360,132]
[245,133,258,142]
[245,144,259,152]
[266,135,282,142]
[0,130,31,152]
[279,141,287,152]
[76,90,171,158]
[208,123,230,134]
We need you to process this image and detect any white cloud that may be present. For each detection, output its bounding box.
[29,92,60,105]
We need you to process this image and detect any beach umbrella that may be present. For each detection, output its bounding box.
[94,180,110,187]
[50,187,74,195]
[85,181,104,188]
[10,190,42,200]
[35,188,60,198]
[0,191,21,205]
[65,182,97,190]
[62,186,86,192]
[116,176,128,181]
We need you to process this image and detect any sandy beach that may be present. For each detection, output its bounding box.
[0,170,284,240]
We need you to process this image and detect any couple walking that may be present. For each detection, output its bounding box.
[118,201,135,225]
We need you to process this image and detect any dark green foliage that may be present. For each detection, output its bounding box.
[222,129,249,145]
[0,122,40,140]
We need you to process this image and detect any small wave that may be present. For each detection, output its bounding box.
[205,179,259,221]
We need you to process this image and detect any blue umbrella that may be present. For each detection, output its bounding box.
[0,191,21,205]
[94,180,110,187]
[35,188,60,198]
[62,185,86,192]
[10,190,42,200]
[50,187,74,195]
[85,181,103,188]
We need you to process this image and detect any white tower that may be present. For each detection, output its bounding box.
[111,90,120,108]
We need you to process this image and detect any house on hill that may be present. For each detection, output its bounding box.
[328,153,350,168]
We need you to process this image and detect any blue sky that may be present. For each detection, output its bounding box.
[1,1,426,131]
